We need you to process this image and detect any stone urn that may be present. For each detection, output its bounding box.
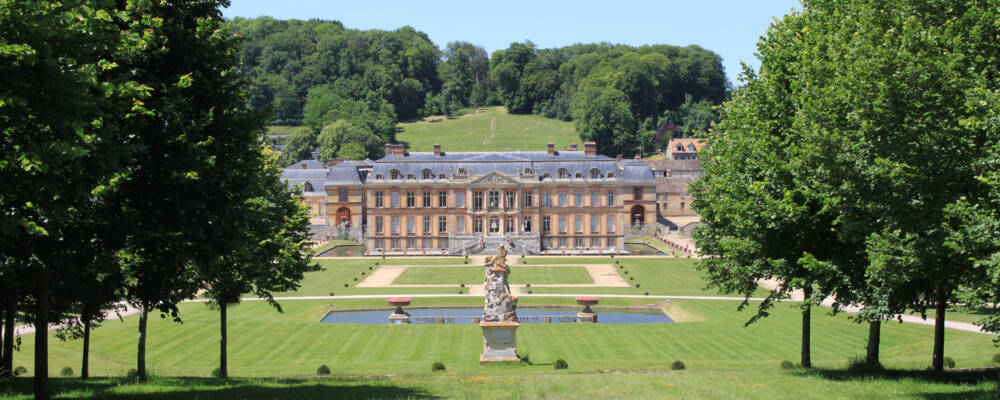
[387,297,411,324]
[575,297,599,322]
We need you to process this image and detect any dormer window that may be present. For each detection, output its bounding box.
[406,173,415,180]
[574,172,583,179]
[558,168,569,179]
[303,182,314,192]
[390,169,401,180]
[607,172,615,179]
[422,169,433,179]
[676,144,684,152]
[688,143,696,152]
[541,173,551,180]
[375,173,383,180]
[524,168,532,175]
[590,168,602,179]
[438,174,445,179]
[458,168,467,175]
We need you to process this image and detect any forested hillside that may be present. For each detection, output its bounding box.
[228,18,729,162]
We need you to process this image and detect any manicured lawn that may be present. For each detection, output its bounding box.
[277,258,467,296]
[396,106,582,153]
[393,266,594,285]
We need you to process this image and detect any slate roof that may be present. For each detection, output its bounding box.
[647,159,704,171]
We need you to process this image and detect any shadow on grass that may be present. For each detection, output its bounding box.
[795,366,999,385]
[0,377,439,399]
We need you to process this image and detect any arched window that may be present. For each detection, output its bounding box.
[607,172,615,179]
[303,182,314,192]
[390,169,401,180]
[458,168,467,175]
[406,173,415,180]
[541,172,551,180]
[375,173,383,180]
[438,173,446,179]
[558,168,569,179]
[523,168,532,175]
[421,169,433,179]
[688,143,696,152]
[590,168,602,179]
[676,144,684,151]
[574,172,583,179]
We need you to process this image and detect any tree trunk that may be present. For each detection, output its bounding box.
[34,265,50,400]
[81,309,91,379]
[137,305,148,382]
[0,308,4,375]
[219,303,228,379]
[801,287,812,369]
[865,320,881,366]
[932,291,947,371]
[1,293,14,376]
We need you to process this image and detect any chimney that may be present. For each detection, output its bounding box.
[547,143,555,156]
[384,143,393,157]
[569,143,578,151]
[434,143,442,157]
[616,154,622,162]
[301,162,307,169]
[584,141,597,156]
[394,144,406,156]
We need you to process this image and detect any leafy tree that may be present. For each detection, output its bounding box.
[281,128,318,165]
[571,84,636,157]
[317,119,380,161]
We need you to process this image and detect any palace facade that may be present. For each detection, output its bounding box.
[283,142,658,255]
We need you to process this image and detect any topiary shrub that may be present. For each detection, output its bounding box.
[460,283,465,287]
[329,292,335,296]
[361,271,365,275]
[528,290,533,294]
[635,284,640,288]
[316,365,331,375]
[944,356,955,368]
[525,283,531,287]
[344,283,349,287]
[353,277,357,281]
[623,271,628,274]
[644,292,649,296]
[629,277,634,281]
[671,360,686,370]
[13,366,27,376]
[432,361,446,372]
[554,359,569,370]
[60,367,73,377]
[780,360,795,370]
[368,266,373,270]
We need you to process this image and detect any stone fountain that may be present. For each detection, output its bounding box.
[479,245,520,363]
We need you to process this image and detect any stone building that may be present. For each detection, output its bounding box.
[650,140,706,233]
[282,142,657,255]
[665,138,707,160]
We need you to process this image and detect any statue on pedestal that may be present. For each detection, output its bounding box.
[478,245,520,363]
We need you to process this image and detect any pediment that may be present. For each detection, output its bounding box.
[470,172,518,186]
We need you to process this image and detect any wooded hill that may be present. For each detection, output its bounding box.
[228,18,729,162]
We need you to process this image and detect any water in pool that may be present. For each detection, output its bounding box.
[321,307,673,324]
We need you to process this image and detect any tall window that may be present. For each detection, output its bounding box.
[591,191,599,207]
[422,169,433,179]
[505,191,515,209]
[391,169,402,180]
[456,191,465,208]
[407,216,415,234]
[505,216,514,232]
[423,216,431,233]
[438,191,447,207]
[438,216,447,233]
[375,216,383,233]
[574,237,584,248]
[591,214,599,233]
[633,187,643,200]
[590,168,601,179]
[591,237,601,247]
[607,190,615,206]
[574,191,583,207]
[339,189,348,202]
[488,191,500,209]
[574,215,583,233]
[542,216,551,232]
[391,216,400,234]
[375,191,384,208]
[559,215,567,233]
[473,191,483,210]
[541,191,551,207]
[523,190,533,207]
[558,168,569,179]
[422,192,431,207]
[523,216,532,232]
[558,191,567,207]
[607,215,616,233]
[406,192,415,207]
[391,192,399,208]
[456,216,466,233]
[473,217,483,233]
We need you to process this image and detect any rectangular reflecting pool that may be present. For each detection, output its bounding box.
[321,307,673,324]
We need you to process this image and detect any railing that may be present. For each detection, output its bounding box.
[401,315,593,324]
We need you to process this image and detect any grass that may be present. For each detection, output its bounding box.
[393,266,594,285]
[630,235,679,255]
[396,107,582,153]
[309,240,361,255]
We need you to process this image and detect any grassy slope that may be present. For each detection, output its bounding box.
[393,266,593,285]
[396,107,582,153]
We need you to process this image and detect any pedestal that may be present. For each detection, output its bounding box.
[388,312,410,324]
[479,322,521,363]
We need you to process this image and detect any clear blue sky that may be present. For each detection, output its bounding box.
[222,0,802,86]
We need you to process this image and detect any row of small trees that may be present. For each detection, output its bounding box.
[0,1,313,399]
[693,0,1000,370]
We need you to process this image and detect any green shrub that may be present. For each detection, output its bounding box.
[458,290,464,294]
[993,353,1000,364]
[528,290,533,294]
[635,284,640,288]
[329,292,335,296]
[432,361,446,372]
[671,360,685,370]
[623,271,628,274]
[629,277,634,281]
[13,366,27,376]
[211,367,222,378]
[460,283,465,287]
[944,356,955,368]
[361,271,365,275]
[368,266,373,270]
[846,356,883,372]
[316,365,331,375]
[525,283,531,287]
[780,360,796,370]
[554,359,569,370]
[344,283,348,287]
[353,277,357,281]
[123,368,140,383]
[60,367,73,377]
[644,292,649,296]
